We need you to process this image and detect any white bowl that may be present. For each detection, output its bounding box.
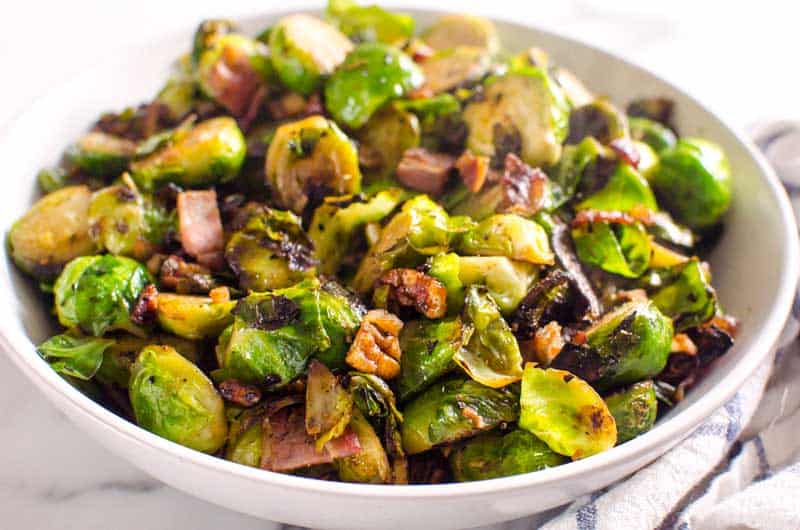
[0,8,797,530]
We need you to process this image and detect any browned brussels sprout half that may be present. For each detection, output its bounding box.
[130,345,227,453]
[605,380,658,444]
[456,213,554,265]
[645,258,717,331]
[401,377,519,454]
[306,360,354,450]
[629,116,677,153]
[572,218,651,278]
[156,293,235,340]
[419,47,490,95]
[566,99,629,145]
[327,0,414,47]
[336,408,392,484]
[423,14,499,54]
[67,132,137,177]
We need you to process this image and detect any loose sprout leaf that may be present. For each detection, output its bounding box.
[519,364,616,459]
[604,380,658,444]
[647,259,717,331]
[576,162,657,213]
[327,0,415,47]
[306,360,354,451]
[572,220,651,278]
[37,334,115,381]
[456,213,554,265]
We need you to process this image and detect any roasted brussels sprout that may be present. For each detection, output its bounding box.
[225,207,316,291]
[327,0,414,47]
[355,105,420,180]
[651,138,732,229]
[423,14,499,55]
[306,360,353,449]
[130,345,227,452]
[325,43,423,129]
[551,300,673,390]
[572,218,651,278]
[54,255,153,336]
[265,115,362,214]
[308,189,404,275]
[548,136,610,206]
[646,259,717,331]
[401,377,519,454]
[8,185,97,280]
[336,408,391,483]
[67,132,137,177]
[226,412,264,468]
[455,286,524,388]
[191,19,235,65]
[566,99,629,145]
[315,282,364,368]
[426,252,465,314]
[463,67,570,168]
[37,333,114,381]
[456,256,538,314]
[575,162,657,213]
[196,34,272,116]
[456,214,554,265]
[629,116,677,153]
[130,117,246,190]
[270,14,353,94]
[419,47,490,95]
[397,317,471,402]
[156,293,235,340]
[450,429,566,481]
[519,364,616,459]
[605,380,657,443]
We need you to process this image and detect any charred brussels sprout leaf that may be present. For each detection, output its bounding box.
[455,286,524,388]
[401,377,519,454]
[67,132,137,177]
[519,364,616,459]
[54,255,153,336]
[306,360,353,450]
[37,333,114,381]
[397,317,471,402]
[156,293,235,340]
[605,380,657,443]
[130,117,246,191]
[456,214,554,265]
[423,14,499,54]
[450,429,566,481]
[130,345,227,453]
[463,67,570,168]
[327,0,414,47]
[646,259,717,331]
[308,189,404,275]
[270,14,353,94]
[652,138,732,229]
[8,185,97,280]
[629,116,677,154]
[336,408,391,483]
[324,43,424,129]
[551,300,673,390]
[576,163,657,213]
[225,207,316,291]
[265,115,362,214]
[572,220,651,278]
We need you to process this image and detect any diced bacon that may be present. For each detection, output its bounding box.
[206,43,263,117]
[177,190,224,265]
[455,151,490,193]
[396,148,456,196]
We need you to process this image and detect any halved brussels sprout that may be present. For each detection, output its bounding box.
[422,14,499,55]
[628,116,677,153]
[566,99,629,145]
[426,252,465,315]
[397,317,471,402]
[456,256,538,314]
[576,162,657,213]
[315,281,365,369]
[8,185,97,280]
[270,14,353,94]
[605,380,658,444]
[548,136,610,206]
[355,105,420,180]
[325,43,423,129]
[327,0,414,47]
[130,117,246,190]
[54,255,153,336]
[309,189,404,275]
[306,360,353,450]
[463,67,570,168]
[419,47,490,95]
[450,429,566,481]
[226,418,263,468]
[191,19,235,65]
[572,219,651,278]
[156,293,235,340]
[336,408,391,483]
[455,286,524,388]
[456,214,554,265]
[646,259,717,331]
[401,377,519,455]
[37,333,114,381]
[37,166,69,193]
[265,115,362,214]
[130,345,227,453]
[225,207,316,291]
[551,300,673,390]
[519,364,616,459]
[67,132,137,177]
[652,138,732,229]
[197,34,273,116]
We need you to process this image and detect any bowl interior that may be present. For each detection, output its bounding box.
[0,7,796,528]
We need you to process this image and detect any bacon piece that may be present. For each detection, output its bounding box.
[205,42,263,117]
[499,153,548,216]
[396,148,456,196]
[455,151,490,193]
[177,190,224,268]
[262,406,361,472]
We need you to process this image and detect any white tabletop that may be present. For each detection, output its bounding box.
[0,1,796,528]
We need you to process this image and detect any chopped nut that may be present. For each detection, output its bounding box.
[499,153,548,216]
[533,321,565,365]
[396,148,456,196]
[130,284,158,326]
[671,333,698,355]
[346,309,404,379]
[159,254,217,294]
[455,151,490,192]
[218,379,262,407]
[378,268,448,319]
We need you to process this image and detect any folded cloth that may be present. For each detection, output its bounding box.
[497,123,800,530]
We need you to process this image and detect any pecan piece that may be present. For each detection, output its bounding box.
[532,321,565,365]
[130,284,158,326]
[159,254,217,294]
[455,151,490,193]
[499,153,548,216]
[396,148,456,196]
[378,268,447,319]
[346,310,404,379]
[218,379,262,407]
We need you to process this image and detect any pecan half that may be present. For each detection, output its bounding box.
[499,153,548,216]
[396,148,456,196]
[455,151,490,193]
[346,310,404,379]
[218,379,262,407]
[159,254,217,294]
[378,268,447,319]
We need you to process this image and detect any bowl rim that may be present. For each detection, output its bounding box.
[1,5,798,500]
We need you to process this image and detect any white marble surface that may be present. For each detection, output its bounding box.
[0,1,797,529]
